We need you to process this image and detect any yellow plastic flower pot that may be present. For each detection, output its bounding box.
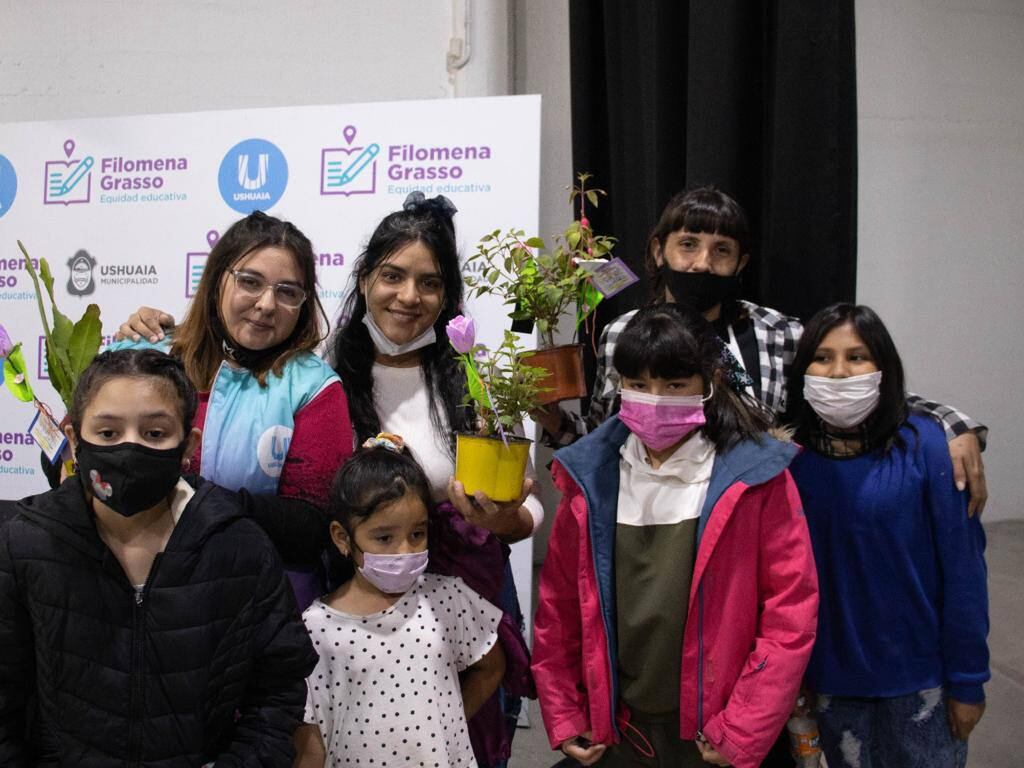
[454,433,532,502]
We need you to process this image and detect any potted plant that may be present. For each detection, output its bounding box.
[2,242,103,476]
[446,314,547,501]
[464,173,617,404]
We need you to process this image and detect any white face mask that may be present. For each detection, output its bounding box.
[803,370,883,429]
[362,311,437,357]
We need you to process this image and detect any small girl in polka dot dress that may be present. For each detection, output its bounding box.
[294,434,506,768]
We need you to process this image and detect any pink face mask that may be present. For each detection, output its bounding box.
[618,385,712,451]
[358,550,429,594]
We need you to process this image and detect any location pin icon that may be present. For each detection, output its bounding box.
[207,230,220,248]
[343,125,357,145]
[63,139,75,159]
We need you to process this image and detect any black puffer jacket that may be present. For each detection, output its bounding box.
[0,477,318,767]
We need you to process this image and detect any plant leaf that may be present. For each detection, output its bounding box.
[19,242,53,340]
[39,258,57,304]
[46,343,74,410]
[37,259,75,354]
[524,237,545,249]
[67,304,103,379]
[464,361,491,409]
[2,343,35,402]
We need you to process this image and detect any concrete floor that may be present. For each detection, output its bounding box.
[510,520,1024,768]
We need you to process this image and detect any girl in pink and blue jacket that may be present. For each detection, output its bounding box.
[532,303,819,768]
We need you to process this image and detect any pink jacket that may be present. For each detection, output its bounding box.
[532,419,818,768]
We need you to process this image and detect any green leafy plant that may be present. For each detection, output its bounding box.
[18,241,102,412]
[464,173,616,348]
[0,323,35,403]
[446,315,547,437]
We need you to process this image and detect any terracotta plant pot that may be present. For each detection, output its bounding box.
[521,343,588,405]
[454,433,532,502]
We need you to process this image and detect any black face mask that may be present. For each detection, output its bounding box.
[210,311,293,371]
[661,265,740,314]
[76,439,186,517]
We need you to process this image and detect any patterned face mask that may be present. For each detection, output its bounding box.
[75,439,185,516]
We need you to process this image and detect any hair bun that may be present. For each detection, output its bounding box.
[402,191,458,219]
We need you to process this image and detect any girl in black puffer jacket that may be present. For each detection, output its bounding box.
[0,349,317,767]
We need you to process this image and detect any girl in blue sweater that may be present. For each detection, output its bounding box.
[784,303,989,768]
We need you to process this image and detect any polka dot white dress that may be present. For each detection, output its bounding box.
[303,573,502,767]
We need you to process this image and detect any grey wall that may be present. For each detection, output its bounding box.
[0,1,456,118]
[856,0,1024,521]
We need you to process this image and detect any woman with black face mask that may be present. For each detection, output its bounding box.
[534,185,990,518]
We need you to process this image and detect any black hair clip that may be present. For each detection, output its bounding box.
[402,191,458,219]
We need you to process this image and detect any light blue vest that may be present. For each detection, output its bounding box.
[106,339,340,494]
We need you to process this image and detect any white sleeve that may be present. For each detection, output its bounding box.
[518,423,547,532]
[301,608,333,739]
[443,576,502,672]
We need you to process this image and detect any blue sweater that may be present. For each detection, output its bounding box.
[790,414,989,703]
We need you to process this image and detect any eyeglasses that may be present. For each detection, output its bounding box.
[228,269,307,308]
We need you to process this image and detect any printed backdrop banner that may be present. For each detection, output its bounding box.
[0,94,540,493]
[0,95,541,608]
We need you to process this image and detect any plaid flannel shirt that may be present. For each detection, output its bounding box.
[543,300,988,448]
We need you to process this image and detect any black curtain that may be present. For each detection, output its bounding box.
[569,0,857,332]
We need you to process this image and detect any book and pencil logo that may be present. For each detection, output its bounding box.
[44,139,94,206]
[185,230,219,298]
[320,125,379,197]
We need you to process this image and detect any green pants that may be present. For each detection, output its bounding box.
[598,713,705,768]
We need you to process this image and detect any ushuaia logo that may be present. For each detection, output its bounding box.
[67,249,97,296]
[320,126,379,197]
[0,153,17,218]
[44,139,94,206]
[257,425,293,478]
[219,138,288,213]
[186,230,220,298]
[61,251,159,291]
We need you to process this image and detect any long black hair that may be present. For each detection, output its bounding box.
[613,303,771,451]
[784,303,910,452]
[329,195,473,449]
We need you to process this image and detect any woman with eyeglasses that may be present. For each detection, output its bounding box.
[111,211,354,608]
